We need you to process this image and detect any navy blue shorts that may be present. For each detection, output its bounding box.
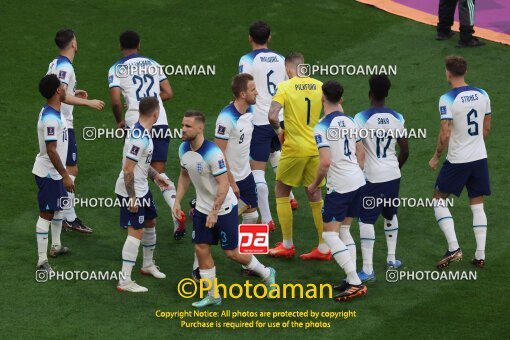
[66,128,78,166]
[35,175,68,212]
[435,158,491,198]
[236,173,258,208]
[152,125,170,162]
[359,178,401,224]
[118,190,157,229]
[250,124,280,162]
[323,187,363,223]
[192,205,239,250]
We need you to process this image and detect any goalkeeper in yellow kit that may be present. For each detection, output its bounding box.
[267,52,330,260]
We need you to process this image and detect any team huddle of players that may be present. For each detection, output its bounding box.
[32,21,492,306]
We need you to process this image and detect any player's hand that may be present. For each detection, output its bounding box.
[429,155,439,170]
[172,202,183,221]
[63,174,75,193]
[154,174,171,190]
[75,90,88,99]
[307,183,317,195]
[231,182,240,198]
[206,211,218,228]
[88,99,105,110]
[128,196,139,213]
[117,120,126,130]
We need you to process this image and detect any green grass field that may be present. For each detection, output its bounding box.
[2,0,510,338]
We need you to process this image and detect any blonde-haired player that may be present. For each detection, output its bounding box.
[268,52,330,260]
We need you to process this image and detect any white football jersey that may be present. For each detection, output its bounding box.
[354,107,405,183]
[47,56,76,128]
[32,105,69,180]
[314,111,365,194]
[108,53,168,127]
[179,140,238,215]
[239,48,287,125]
[115,122,154,197]
[214,103,254,182]
[438,86,491,163]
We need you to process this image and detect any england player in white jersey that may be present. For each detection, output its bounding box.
[47,29,105,233]
[429,56,491,269]
[115,97,172,293]
[353,75,409,283]
[173,111,276,308]
[32,75,73,274]
[108,31,185,240]
[239,21,297,232]
[308,80,367,302]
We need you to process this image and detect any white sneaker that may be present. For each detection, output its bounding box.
[140,264,166,279]
[117,281,148,293]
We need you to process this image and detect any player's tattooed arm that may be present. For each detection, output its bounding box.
[212,173,229,212]
[46,141,74,193]
[429,120,452,170]
[268,101,283,132]
[148,166,159,181]
[123,159,137,200]
[483,114,491,139]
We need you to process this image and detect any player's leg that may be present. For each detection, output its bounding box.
[220,206,275,292]
[49,210,70,257]
[117,196,147,293]
[139,191,165,278]
[357,181,382,282]
[339,217,356,265]
[434,160,469,269]
[62,129,93,234]
[35,175,69,271]
[321,190,366,301]
[269,149,298,210]
[269,180,294,257]
[466,158,491,267]
[250,125,275,230]
[382,178,402,268]
[151,126,186,239]
[300,156,329,260]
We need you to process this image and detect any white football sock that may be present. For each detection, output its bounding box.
[64,175,77,222]
[245,256,271,280]
[323,231,361,285]
[36,217,51,266]
[434,201,459,251]
[253,170,272,224]
[121,236,140,284]
[339,224,356,265]
[141,227,156,268]
[199,267,217,297]
[193,252,199,270]
[359,222,375,274]
[51,211,63,248]
[242,210,259,224]
[471,203,487,260]
[283,240,293,248]
[317,243,330,254]
[384,215,398,263]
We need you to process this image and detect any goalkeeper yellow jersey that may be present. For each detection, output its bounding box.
[272,76,323,157]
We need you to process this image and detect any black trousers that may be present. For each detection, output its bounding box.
[437,0,476,41]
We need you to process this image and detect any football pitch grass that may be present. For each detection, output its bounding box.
[2,1,509,338]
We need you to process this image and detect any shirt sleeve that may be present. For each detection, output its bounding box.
[314,122,330,148]
[56,63,74,86]
[439,95,453,120]
[272,83,286,107]
[153,60,167,82]
[353,114,365,140]
[214,113,233,140]
[42,117,60,142]
[483,91,491,115]
[108,64,120,89]
[239,56,253,75]
[125,137,148,162]
[207,146,228,177]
